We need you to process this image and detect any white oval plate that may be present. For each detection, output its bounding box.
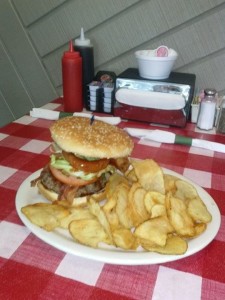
[16,169,221,265]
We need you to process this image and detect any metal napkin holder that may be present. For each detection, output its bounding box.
[113,68,196,127]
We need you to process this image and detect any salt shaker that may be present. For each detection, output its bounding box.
[197,88,217,130]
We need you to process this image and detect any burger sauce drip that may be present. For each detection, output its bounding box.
[62,151,109,173]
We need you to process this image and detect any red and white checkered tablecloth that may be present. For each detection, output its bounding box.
[1,99,225,300]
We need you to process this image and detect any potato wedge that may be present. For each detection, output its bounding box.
[125,168,137,183]
[132,159,165,194]
[104,173,129,212]
[21,203,69,231]
[104,209,120,231]
[128,185,149,227]
[112,228,138,250]
[89,198,114,244]
[60,207,94,229]
[194,222,207,237]
[134,216,174,247]
[142,234,188,255]
[174,179,198,201]
[144,191,166,217]
[69,218,110,248]
[188,197,212,223]
[166,193,195,237]
[164,174,178,194]
[116,183,133,229]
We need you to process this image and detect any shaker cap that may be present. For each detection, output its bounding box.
[75,28,91,46]
[204,88,217,96]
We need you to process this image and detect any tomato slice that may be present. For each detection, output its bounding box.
[49,165,97,187]
[62,151,109,173]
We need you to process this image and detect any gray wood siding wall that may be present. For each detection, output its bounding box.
[1,0,225,127]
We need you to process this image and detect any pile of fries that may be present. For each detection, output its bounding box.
[21,159,212,255]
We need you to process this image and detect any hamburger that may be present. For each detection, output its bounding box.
[32,116,134,206]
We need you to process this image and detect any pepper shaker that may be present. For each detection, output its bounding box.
[197,88,217,130]
[216,99,225,134]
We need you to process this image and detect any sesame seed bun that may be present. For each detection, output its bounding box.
[50,116,134,158]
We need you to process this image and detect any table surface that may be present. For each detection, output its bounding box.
[1,99,225,300]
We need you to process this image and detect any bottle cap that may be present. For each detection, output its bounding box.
[204,88,216,96]
[64,40,80,58]
[75,28,91,46]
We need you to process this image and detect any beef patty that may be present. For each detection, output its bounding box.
[40,165,110,198]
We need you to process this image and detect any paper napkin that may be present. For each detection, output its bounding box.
[30,108,121,125]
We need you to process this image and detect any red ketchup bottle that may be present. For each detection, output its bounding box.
[62,40,83,112]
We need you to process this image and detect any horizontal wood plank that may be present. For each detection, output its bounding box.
[27,0,139,56]
[1,0,225,127]
[43,5,225,94]
[12,0,66,26]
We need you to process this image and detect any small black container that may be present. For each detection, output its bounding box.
[74,28,95,105]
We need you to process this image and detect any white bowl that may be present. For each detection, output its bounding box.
[135,49,178,80]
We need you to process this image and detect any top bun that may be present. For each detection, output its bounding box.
[50,116,134,158]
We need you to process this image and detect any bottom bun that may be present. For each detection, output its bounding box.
[37,181,58,202]
[37,181,105,207]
